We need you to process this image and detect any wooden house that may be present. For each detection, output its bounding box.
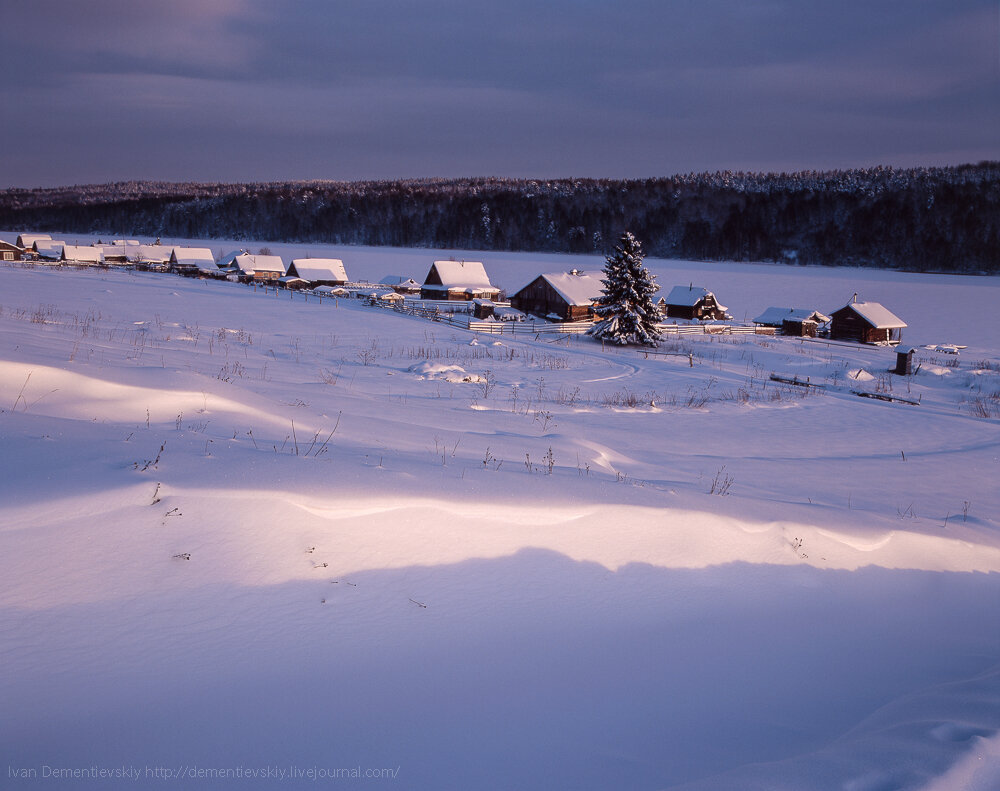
[830,299,906,345]
[287,258,348,286]
[60,245,104,265]
[662,285,730,320]
[170,247,216,273]
[16,233,51,250]
[0,239,21,261]
[753,307,831,337]
[510,269,604,321]
[232,253,285,282]
[33,240,66,260]
[421,260,500,301]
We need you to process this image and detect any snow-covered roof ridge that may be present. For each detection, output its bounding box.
[538,270,606,306]
[428,260,494,288]
[846,301,907,329]
[664,285,713,306]
[289,258,347,282]
[61,244,104,263]
[170,247,216,266]
[753,307,832,325]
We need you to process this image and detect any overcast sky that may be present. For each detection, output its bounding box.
[0,0,997,187]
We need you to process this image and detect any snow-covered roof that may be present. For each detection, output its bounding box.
[289,258,347,282]
[233,253,285,274]
[380,275,420,288]
[664,285,713,306]
[61,245,104,263]
[844,301,907,329]
[17,233,51,248]
[536,270,605,306]
[426,260,494,288]
[216,250,246,269]
[170,247,215,266]
[313,285,348,295]
[33,240,66,258]
[753,307,832,326]
[137,244,174,263]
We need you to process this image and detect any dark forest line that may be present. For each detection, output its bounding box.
[2,163,998,272]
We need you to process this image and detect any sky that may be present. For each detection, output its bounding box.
[0,0,997,188]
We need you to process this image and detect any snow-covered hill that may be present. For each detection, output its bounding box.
[1,248,998,790]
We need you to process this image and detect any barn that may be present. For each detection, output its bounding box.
[510,270,604,321]
[0,239,21,261]
[830,299,907,345]
[753,307,831,337]
[421,260,500,301]
[662,285,730,320]
[286,258,348,286]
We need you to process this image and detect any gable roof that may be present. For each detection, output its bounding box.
[216,250,247,269]
[753,307,831,326]
[33,240,66,257]
[664,285,714,306]
[170,247,215,266]
[136,244,175,263]
[526,270,605,306]
[426,260,494,288]
[17,233,51,248]
[233,253,285,274]
[61,244,104,263]
[840,301,906,329]
[288,258,347,282]
[380,275,421,288]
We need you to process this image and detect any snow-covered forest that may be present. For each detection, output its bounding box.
[2,162,998,273]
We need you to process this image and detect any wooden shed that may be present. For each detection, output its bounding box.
[421,260,500,301]
[170,247,216,273]
[0,239,21,261]
[232,253,286,282]
[753,307,831,337]
[830,299,906,345]
[60,245,104,265]
[380,276,422,294]
[662,285,730,321]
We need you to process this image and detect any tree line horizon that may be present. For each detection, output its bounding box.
[1,162,997,274]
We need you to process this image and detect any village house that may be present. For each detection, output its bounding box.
[0,239,21,261]
[16,233,51,250]
[830,297,907,345]
[33,240,66,260]
[752,307,831,337]
[662,285,731,320]
[510,269,605,321]
[232,253,286,282]
[60,245,104,265]
[286,258,348,286]
[421,260,501,301]
[169,247,216,274]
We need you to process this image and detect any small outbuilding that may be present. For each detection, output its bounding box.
[662,285,730,321]
[380,276,422,294]
[830,298,906,345]
[421,260,500,301]
[753,307,831,337]
[510,269,604,321]
[286,258,348,286]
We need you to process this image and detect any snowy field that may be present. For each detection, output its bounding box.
[1,234,999,790]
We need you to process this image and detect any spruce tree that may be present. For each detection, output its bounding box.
[588,231,661,346]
